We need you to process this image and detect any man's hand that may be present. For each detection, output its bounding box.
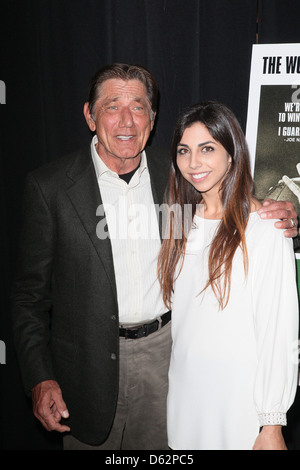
[253,425,287,450]
[258,199,298,238]
[32,380,70,433]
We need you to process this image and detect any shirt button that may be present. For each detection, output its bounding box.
[110,353,117,360]
[111,315,116,321]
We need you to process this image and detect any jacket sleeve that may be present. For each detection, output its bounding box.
[11,173,56,394]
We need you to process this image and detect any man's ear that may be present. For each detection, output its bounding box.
[150,111,156,130]
[83,102,96,132]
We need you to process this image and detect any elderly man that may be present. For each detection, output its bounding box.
[11,63,298,450]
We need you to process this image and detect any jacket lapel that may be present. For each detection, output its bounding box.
[65,147,117,300]
[64,145,169,299]
[147,148,165,206]
[146,146,170,239]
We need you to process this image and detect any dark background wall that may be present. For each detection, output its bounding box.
[1,0,300,450]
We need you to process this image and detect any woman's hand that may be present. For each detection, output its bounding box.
[253,425,287,450]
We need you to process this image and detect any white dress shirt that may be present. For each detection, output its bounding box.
[90,135,166,324]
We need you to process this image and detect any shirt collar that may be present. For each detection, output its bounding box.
[90,135,148,181]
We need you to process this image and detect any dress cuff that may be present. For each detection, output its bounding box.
[258,412,287,426]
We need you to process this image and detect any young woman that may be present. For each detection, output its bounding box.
[158,101,299,450]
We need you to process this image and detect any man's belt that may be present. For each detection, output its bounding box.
[119,311,171,339]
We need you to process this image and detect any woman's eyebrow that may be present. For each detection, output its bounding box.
[178,140,215,147]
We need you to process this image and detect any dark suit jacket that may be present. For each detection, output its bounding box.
[11,145,170,445]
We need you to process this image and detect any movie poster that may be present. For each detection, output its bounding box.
[246,44,300,216]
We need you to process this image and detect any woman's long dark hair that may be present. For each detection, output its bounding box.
[158,101,254,310]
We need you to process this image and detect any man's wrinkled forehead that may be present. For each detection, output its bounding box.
[90,77,155,121]
[98,78,150,105]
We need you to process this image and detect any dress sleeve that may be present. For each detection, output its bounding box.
[251,222,299,426]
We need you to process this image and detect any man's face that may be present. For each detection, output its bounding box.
[84,78,155,171]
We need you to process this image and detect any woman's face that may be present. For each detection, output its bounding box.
[176,122,231,197]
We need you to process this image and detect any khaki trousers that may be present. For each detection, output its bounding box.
[64,321,172,450]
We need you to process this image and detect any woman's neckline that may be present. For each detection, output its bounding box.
[194,211,259,222]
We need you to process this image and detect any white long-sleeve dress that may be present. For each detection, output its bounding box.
[168,212,299,450]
